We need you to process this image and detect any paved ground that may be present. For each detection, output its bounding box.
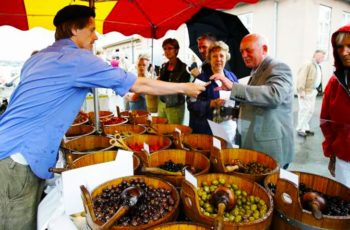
[288,95,332,178]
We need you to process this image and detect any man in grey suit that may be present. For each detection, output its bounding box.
[211,33,294,169]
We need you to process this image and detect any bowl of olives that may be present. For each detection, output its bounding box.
[264,171,350,229]
[210,148,279,183]
[82,176,180,229]
[181,173,273,229]
[141,149,210,188]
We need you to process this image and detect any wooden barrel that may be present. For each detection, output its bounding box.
[61,135,113,163]
[65,124,95,140]
[147,124,192,136]
[120,110,150,124]
[103,124,146,137]
[110,134,172,164]
[143,149,210,188]
[181,173,273,230]
[264,171,350,230]
[133,116,168,125]
[145,95,158,113]
[149,221,210,229]
[71,111,89,126]
[82,175,180,230]
[70,150,140,172]
[174,134,227,157]
[210,148,279,183]
[88,111,114,124]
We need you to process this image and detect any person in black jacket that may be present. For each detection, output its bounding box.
[158,38,190,124]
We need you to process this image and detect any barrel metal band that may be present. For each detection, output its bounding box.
[275,209,326,230]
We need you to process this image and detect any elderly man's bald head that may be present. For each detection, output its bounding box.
[240,33,269,69]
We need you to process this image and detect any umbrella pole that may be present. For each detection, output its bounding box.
[93,89,102,135]
[151,38,154,64]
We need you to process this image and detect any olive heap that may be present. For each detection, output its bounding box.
[267,182,350,216]
[93,178,176,227]
[198,178,267,223]
[158,160,196,173]
[226,159,271,174]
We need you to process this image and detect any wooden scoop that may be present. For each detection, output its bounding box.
[109,135,131,150]
[100,186,144,230]
[141,167,183,176]
[48,167,68,174]
[302,192,326,220]
[212,186,236,230]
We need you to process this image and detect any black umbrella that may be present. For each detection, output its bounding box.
[186,7,251,78]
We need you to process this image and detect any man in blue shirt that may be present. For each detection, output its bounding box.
[0,5,206,229]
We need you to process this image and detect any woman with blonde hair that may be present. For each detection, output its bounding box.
[125,53,150,111]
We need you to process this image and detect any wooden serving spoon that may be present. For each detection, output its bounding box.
[211,185,236,230]
[302,191,326,220]
[100,186,144,230]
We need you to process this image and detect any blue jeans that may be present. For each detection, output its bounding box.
[0,157,44,230]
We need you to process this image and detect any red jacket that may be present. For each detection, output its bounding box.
[320,25,350,161]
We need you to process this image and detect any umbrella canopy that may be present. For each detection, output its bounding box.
[0,0,258,38]
[186,7,251,78]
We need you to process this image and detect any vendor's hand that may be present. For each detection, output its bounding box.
[210,98,225,108]
[328,155,336,177]
[210,73,233,91]
[183,82,209,98]
[190,67,200,77]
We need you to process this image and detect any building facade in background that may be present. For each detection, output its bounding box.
[228,0,350,92]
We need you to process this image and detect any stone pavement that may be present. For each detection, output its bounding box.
[288,95,331,178]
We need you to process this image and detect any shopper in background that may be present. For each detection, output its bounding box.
[211,33,294,169]
[320,25,350,187]
[125,54,150,111]
[187,41,238,146]
[190,33,217,77]
[0,5,206,229]
[296,50,325,137]
[158,38,191,124]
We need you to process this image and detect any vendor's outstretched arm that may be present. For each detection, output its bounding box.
[130,77,208,98]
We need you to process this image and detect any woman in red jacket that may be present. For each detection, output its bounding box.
[321,25,350,187]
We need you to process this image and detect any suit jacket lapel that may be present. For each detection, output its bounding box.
[249,56,272,85]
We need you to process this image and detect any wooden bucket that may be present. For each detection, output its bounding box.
[70,150,140,172]
[61,135,113,163]
[210,148,279,183]
[72,111,89,126]
[88,111,114,123]
[82,175,180,230]
[145,95,158,113]
[142,149,210,188]
[120,110,150,124]
[149,221,210,229]
[101,116,128,126]
[181,173,273,229]
[147,124,192,136]
[103,124,146,137]
[264,171,350,230]
[110,134,172,163]
[65,124,95,140]
[173,134,227,157]
[133,116,168,125]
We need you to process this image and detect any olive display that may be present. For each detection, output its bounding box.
[158,160,197,174]
[198,178,267,223]
[225,159,271,174]
[267,182,350,216]
[93,178,176,226]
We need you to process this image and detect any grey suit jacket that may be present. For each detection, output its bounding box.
[230,56,294,166]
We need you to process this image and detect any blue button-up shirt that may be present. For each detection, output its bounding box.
[0,39,137,179]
